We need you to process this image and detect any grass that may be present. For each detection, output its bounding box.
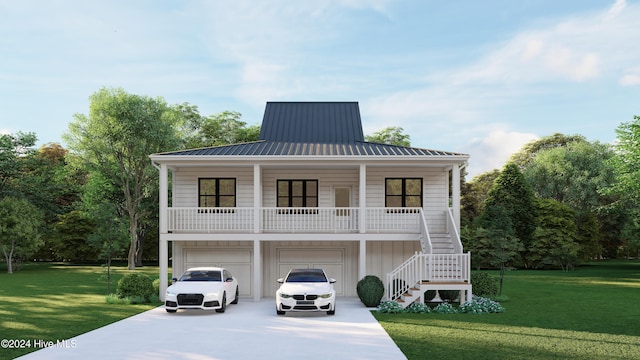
[2,261,639,359]
[0,262,161,359]
[373,260,640,360]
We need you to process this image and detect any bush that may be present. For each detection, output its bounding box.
[152,278,160,294]
[459,296,505,314]
[471,272,498,297]
[377,301,404,313]
[405,302,431,313]
[357,275,385,307]
[433,302,457,314]
[116,273,154,302]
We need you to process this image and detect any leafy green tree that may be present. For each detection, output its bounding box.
[485,163,537,267]
[0,196,44,273]
[182,109,260,148]
[461,169,500,227]
[0,132,37,197]
[50,210,98,263]
[607,116,640,256]
[473,205,523,295]
[530,199,579,271]
[88,203,129,293]
[523,140,616,259]
[365,126,411,146]
[65,87,182,269]
[509,133,586,169]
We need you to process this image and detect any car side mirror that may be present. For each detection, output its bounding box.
[330,278,336,284]
[277,278,284,284]
[226,277,234,282]
[171,278,178,284]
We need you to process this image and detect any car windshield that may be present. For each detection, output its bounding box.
[286,270,327,283]
[179,270,222,282]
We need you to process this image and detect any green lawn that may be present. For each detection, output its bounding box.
[2,261,639,360]
[0,262,161,359]
[374,261,640,360]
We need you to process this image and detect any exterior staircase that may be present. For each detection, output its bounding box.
[387,210,472,308]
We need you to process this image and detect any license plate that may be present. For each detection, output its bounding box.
[297,300,314,305]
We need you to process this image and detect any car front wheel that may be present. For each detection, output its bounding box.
[276,305,285,315]
[231,287,239,304]
[216,293,226,313]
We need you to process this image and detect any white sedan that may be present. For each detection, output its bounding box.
[165,267,239,313]
[276,268,336,315]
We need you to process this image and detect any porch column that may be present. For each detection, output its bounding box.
[452,164,461,230]
[359,164,366,233]
[159,164,169,300]
[253,165,262,234]
[253,239,261,302]
[359,239,366,281]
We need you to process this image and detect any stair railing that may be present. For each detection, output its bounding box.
[447,208,463,253]
[418,209,432,254]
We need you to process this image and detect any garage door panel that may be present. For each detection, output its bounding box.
[314,264,343,295]
[185,249,252,297]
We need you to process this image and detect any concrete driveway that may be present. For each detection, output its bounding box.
[18,298,406,360]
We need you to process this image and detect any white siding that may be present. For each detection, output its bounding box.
[365,240,422,281]
[172,168,254,207]
[366,167,448,232]
[261,168,360,207]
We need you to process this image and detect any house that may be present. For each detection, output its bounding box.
[150,101,472,306]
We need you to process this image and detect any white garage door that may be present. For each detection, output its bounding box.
[185,249,252,297]
[275,248,345,296]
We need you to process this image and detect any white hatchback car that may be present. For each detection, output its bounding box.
[276,268,336,315]
[165,267,239,313]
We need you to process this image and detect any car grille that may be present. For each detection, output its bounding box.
[293,295,318,301]
[177,293,204,306]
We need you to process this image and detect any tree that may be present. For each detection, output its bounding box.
[607,116,640,254]
[365,126,411,146]
[530,199,579,271]
[0,132,37,197]
[485,163,537,267]
[509,133,586,169]
[523,140,617,259]
[473,204,523,295]
[88,203,129,294]
[461,169,500,227]
[64,87,182,269]
[50,210,98,263]
[181,109,260,148]
[0,196,44,273]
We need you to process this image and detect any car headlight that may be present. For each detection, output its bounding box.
[279,293,292,299]
[166,290,177,296]
[318,293,332,299]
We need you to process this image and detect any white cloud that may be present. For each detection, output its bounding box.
[462,129,538,178]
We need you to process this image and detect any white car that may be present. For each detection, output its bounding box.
[276,268,336,315]
[165,267,239,313]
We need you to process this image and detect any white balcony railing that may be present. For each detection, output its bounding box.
[166,207,424,234]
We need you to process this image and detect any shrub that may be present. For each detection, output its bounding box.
[116,273,154,302]
[459,296,505,314]
[377,301,404,313]
[471,272,498,297]
[424,290,436,301]
[405,302,431,313]
[357,275,385,307]
[152,278,160,294]
[433,302,457,314]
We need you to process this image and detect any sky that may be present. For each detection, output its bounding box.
[1,0,639,178]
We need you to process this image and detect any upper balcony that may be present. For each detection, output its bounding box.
[166,207,424,234]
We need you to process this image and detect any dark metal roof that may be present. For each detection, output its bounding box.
[152,102,468,158]
[259,102,364,143]
[158,141,466,157]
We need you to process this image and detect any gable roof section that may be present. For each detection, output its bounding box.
[259,102,364,143]
[152,101,469,158]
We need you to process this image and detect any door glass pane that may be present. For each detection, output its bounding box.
[334,188,350,208]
